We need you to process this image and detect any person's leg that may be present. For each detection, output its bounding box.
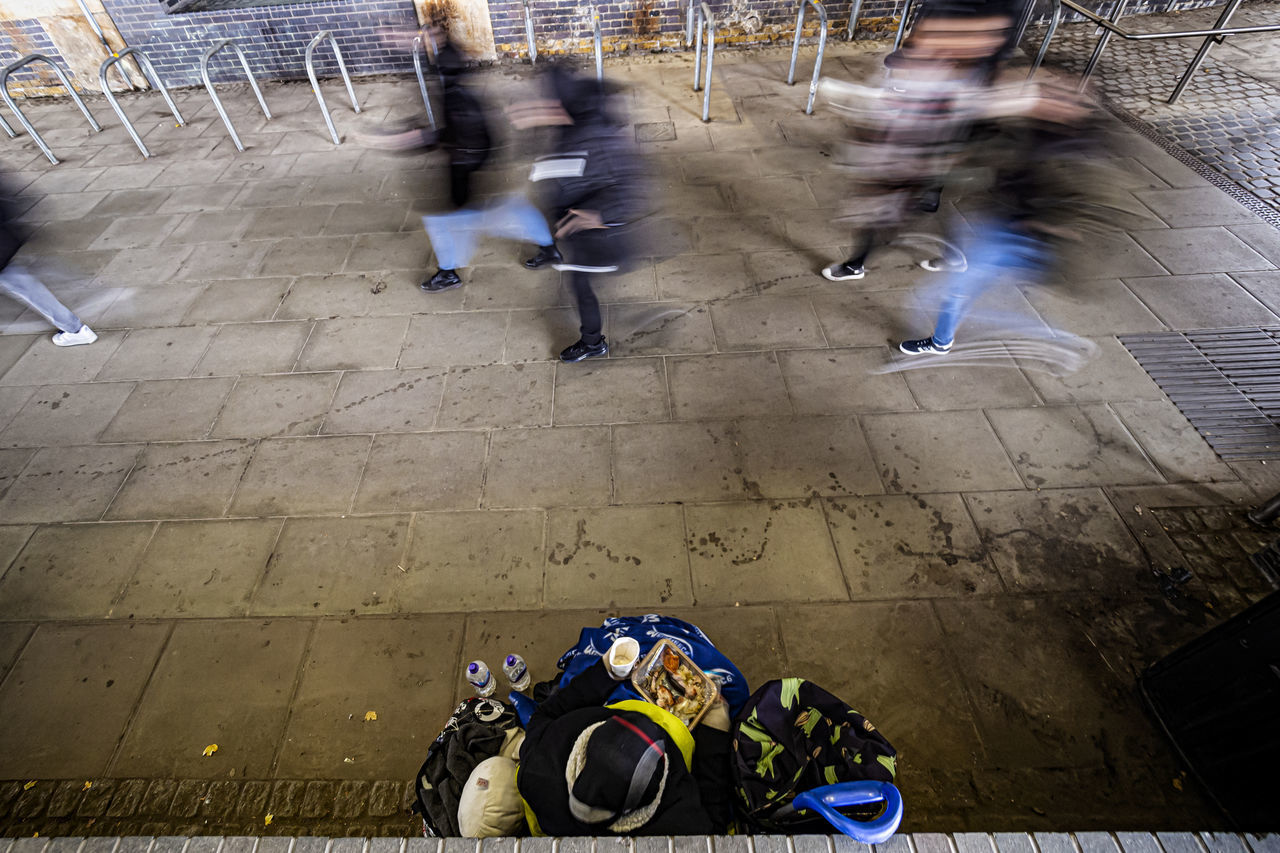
[449,163,474,209]
[0,263,96,345]
[421,208,483,291]
[561,270,607,362]
[823,228,879,281]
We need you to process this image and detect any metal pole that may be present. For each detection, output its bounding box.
[2,54,101,165]
[1079,0,1129,86]
[787,0,828,114]
[1029,0,1064,78]
[411,36,437,130]
[305,31,361,146]
[1168,0,1242,102]
[0,112,13,139]
[99,47,184,159]
[694,4,705,90]
[202,39,272,153]
[787,1,806,86]
[686,0,696,47]
[706,1,716,122]
[846,0,864,40]
[892,0,915,51]
[524,0,538,63]
[593,8,603,81]
[74,0,134,91]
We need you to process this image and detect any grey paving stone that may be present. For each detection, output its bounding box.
[668,352,792,420]
[0,330,126,387]
[544,504,691,608]
[399,510,545,612]
[250,515,408,616]
[985,404,1166,489]
[105,439,254,520]
[1018,278,1166,337]
[608,302,716,356]
[1122,273,1278,327]
[1110,398,1239,484]
[1131,226,1271,275]
[612,421,754,503]
[655,253,754,302]
[552,357,670,425]
[1133,187,1262,227]
[776,348,917,415]
[345,232,430,273]
[175,241,273,282]
[115,518,282,618]
[0,443,142,525]
[901,356,1043,411]
[212,373,341,439]
[321,368,445,435]
[183,278,292,324]
[436,363,554,429]
[484,426,612,508]
[229,435,371,516]
[195,321,314,377]
[258,237,355,277]
[0,381,134,448]
[297,316,410,372]
[278,616,462,780]
[100,377,234,442]
[352,432,487,513]
[0,622,169,778]
[861,411,1023,493]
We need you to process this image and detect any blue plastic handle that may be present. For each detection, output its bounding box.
[790,780,903,844]
[508,690,537,727]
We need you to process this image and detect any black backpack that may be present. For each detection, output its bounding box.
[731,678,897,833]
[412,697,521,837]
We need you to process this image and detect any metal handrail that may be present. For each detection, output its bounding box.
[592,7,604,81]
[693,2,716,122]
[1035,0,1280,100]
[304,30,361,145]
[74,0,134,91]
[524,0,538,63]
[787,0,829,115]
[100,47,184,159]
[201,39,272,152]
[411,34,438,131]
[0,53,101,165]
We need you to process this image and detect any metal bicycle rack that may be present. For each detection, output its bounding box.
[411,31,438,131]
[74,0,134,91]
[304,30,361,145]
[692,2,717,122]
[100,47,185,159]
[1032,0,1280,101]
[891,0,918,52]
[201,39,272,152]
[787,0,829,114]
[524,0,538,63]
[0,54,101,165]
[592,7,604,81]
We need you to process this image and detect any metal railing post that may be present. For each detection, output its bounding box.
[592,7,604,81]
[524,0,538,63]
[1079,0,1130,86]
[202,39,272,153]
[1168,0,1242,102]
[686,0,697,47]
[1029,0,1064,77]
[692,2,715,122]
[787,0,829,114]
[305,30,361,145]
[99,47,184,159]
[74,0,134,91]
[411,36,438,131]
[0,112,14,138]
[845,0,865,40]
[892,0,916,51]
[1,54,101,165]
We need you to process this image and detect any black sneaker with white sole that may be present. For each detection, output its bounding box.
[559,337,608,363]
[822,261,866,282]
[420,269,462,292]
[523,245,562,270]
[899,336,952,355]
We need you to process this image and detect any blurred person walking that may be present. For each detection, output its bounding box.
[0,175,96,347]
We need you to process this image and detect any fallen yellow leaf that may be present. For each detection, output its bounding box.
[202,744,218,757]
[82,781,92,791]
[23,781,36,791]
[1172,777,1184,791]
[363,711,377,722]
[264,814,273,827]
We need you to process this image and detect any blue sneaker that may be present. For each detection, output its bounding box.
[899,336,952,355]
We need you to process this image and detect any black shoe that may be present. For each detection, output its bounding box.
[559,337,608,363]
[523,245,562,270]
[420,269,462,292]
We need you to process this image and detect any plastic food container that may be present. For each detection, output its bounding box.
[630,638,720,729]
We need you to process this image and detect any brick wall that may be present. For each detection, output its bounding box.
[98,0,419,88]
[0,19,66,95]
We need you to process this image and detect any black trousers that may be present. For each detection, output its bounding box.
[569,270,603,344]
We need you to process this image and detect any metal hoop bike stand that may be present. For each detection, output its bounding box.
[1032,0,1280,101]
[846,0,865,39]
[100,47,185,159]
[74,0,134,92]
[304,31,361,145]
[787,0,829,114]
[692,2,716,122]
[0,111,14,138]
[592,7,604,81]
[201,39,271,152]
[892,0,919,52]
[411,33,438,131]
[524,0,538,63]
[0,54,101,165]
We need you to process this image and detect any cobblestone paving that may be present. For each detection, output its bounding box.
[1032,1,1280,212]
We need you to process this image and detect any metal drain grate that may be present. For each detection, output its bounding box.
[1120,327,1280,461]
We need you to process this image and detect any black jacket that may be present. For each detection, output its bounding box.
[517,661,733,836]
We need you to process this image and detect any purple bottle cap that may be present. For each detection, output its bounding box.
[506,654,517,667]
[467,662,480,674]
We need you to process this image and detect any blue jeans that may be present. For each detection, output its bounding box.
[931,221,1051,347]
[0,263,83,333]
[422,194,553,270]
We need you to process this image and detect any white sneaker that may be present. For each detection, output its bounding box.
[52,324,97,347]
[920,258,968,273]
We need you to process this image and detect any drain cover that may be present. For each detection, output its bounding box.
[1120,327,1280,461]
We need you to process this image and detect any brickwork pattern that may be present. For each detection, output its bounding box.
[0,20,64,96]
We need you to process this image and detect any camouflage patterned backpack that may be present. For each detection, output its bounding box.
[731,678,898,833]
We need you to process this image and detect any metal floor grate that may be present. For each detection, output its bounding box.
[1120,327,1280,461]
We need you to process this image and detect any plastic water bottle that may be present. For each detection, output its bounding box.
[503,654,531,691]
[466,660,496,697]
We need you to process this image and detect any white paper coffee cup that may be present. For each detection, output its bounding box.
[606,637,640,680]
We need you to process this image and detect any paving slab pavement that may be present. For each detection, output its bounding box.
[0,21,1278,837]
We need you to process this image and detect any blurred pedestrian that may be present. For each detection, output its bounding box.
[0,175,96,347]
